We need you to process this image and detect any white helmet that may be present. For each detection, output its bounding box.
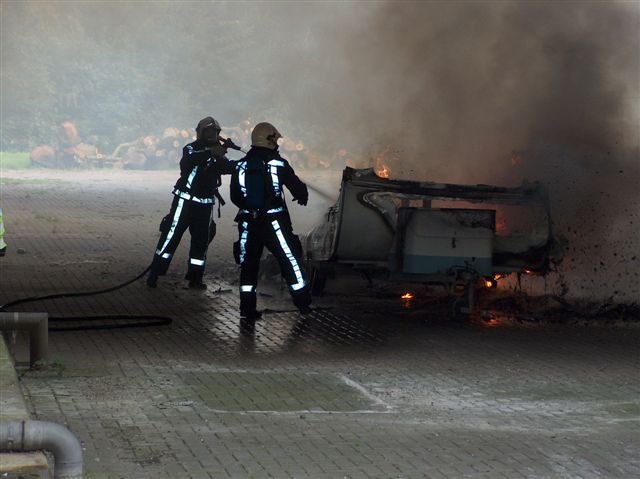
[251,122,282,150]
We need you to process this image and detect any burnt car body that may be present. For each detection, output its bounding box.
[303,167,562,310]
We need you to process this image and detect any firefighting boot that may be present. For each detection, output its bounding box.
[185,267,207,289]
[239,315,257,336]
[188,280,207,290]
[185,262,207,289]
[240,290,261,320]
[291,286,312,315]
[148,253,171,288]
[241,310,263,321]
[146,271,158,288]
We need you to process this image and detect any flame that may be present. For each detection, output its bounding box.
[374,145,393,178]
[401,292,414,299]
[483,318,499,328]
[484,279,494,288]
[522,268,535,275]
[493,206,513,235]
[377,164,390,178]
[495,215,508,235]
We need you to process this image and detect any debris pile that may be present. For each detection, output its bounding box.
[30,122,193,170]
[30,121,352,171]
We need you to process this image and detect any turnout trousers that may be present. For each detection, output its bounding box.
[151,195,216,283]
[236,214,311,316]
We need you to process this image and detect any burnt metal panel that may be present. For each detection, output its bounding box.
[334,180,394,261]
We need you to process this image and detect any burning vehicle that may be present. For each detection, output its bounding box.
[304,167,563,315]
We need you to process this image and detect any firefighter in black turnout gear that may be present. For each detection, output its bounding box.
[148,117,234,289]
[230,122,312,319]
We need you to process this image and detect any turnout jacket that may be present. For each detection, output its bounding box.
[173,139,235,204]
[230,146,308,216]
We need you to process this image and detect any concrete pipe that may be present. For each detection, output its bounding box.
[0,312,48,366]
[0,420,83,479]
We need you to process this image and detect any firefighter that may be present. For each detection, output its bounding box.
[229,122,312,320]
[147,116,234,289]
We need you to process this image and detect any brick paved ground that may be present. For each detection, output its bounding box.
[1,169,639,478]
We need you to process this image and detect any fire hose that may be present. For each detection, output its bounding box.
[0,265,172,331]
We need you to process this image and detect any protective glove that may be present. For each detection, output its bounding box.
[209,143,228,160]
[294,195,308,206]
[221,137,242,151]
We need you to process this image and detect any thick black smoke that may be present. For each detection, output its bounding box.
[314,2,638,180]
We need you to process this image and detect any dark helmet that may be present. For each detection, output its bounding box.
[195,117,221,140]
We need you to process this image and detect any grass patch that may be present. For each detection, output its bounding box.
[0,151,31,169]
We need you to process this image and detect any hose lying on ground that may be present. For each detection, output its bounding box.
[0,266,173,330]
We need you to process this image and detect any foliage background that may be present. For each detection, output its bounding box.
[1,1,348,154]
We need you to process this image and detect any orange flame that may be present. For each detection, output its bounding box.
[401,292,414,299]
[495,215,508,235]
[377,164,390,178]
[374,145,392,178]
